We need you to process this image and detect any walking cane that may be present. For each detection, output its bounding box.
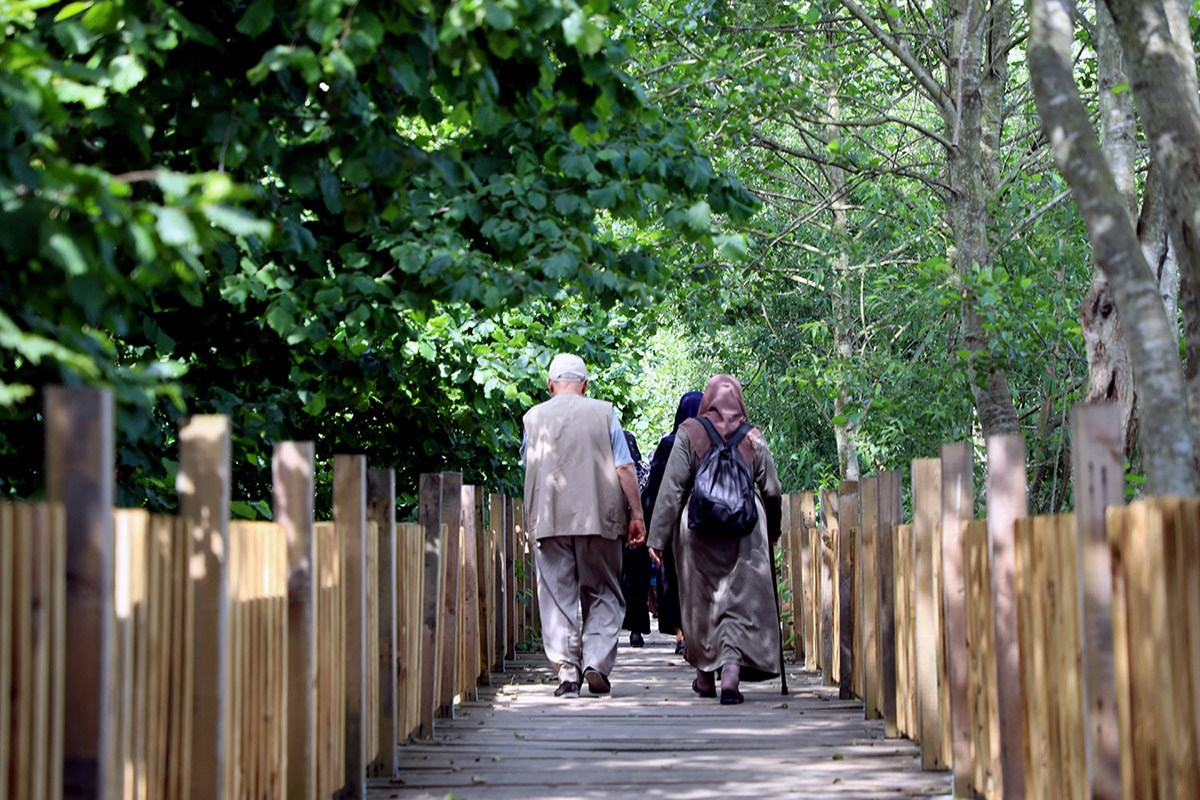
[768,535,789,696]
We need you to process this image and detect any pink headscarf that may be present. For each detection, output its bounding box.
[678,374,757,468]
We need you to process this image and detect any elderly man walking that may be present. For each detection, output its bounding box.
[522,353,646,698]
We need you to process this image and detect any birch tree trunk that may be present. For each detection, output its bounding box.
[946,0,1021,436]
[1084,0,1138,456]
[827,62,861,482]
[1103,0,1200,449]
[1028,0,1200,495]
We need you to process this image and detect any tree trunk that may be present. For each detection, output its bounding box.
[1103,0,1200,451]
[827,66,861,482]
[946,0,1020,437]
[1085,1,1138,456]
[1029,0,1199,495]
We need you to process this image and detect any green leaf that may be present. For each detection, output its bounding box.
[484,2,514,30]
[54,1,93,21]
[154,207,197,246]
[831,415,849,426]
[715,233,749,261]
[47,232,88,276]
[684,200,711,231]
[109,54,147,93]
[204,205,273,238]
[230,500,260,519]
[562,10,605,55]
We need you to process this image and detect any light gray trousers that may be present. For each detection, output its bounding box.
[534,535,625,682]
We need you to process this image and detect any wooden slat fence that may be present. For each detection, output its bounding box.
[774,405,1200,800]
[1,503,66,800]
[16,385,1200,800]
[3,386,529,800]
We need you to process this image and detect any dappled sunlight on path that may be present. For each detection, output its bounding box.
[369,633,953,800]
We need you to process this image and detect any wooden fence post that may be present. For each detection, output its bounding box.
[366,469,396,778]
[436,472,463,720]
[459,484,479,704]
[1071,404,1123,800]
[488,494,506,672]
[798,492,816,668]
[838,481,858,701]
[986,434,1028,800]
[780,495,794,655]
[474,490,491,686]
[504,496,516,662]
[787,494,806,662]
[45,387,115,800]
[912,457,946,771]
[178,415,231,800]
[333,455,367,799]
[820,489,838,687]
[878,469,900,738]
[940,442,974,793]
[861,475,879,718]
[274,442,316,800]
[416,474,442,738]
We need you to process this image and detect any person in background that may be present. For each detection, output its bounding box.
[522,353,646,698]
[641,390,703,655]
[646,374,782,705]
[620,430,652,646]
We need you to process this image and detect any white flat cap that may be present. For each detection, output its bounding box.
[548,353,588,382]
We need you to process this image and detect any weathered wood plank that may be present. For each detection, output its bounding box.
[798,492,816,667]
[860,475,879,718]
[877,470,900,738]
[912,457,944,771]
[275,442,316,800]
[820,489,838,687]
[1069,403,1123,800]
[939,442,972,793]
[46,386,116,800]
[436,473,463,721]
[985,434,1027,800]
[417,475,443,739]
[335,454,368,799]
[367,469,397,779]
[177,415,231,800]
[837,481,857,701]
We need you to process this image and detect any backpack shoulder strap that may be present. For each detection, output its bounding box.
[725,422,753,448]
[695,416,725,447]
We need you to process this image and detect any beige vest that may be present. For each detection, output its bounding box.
[523,393,626,540]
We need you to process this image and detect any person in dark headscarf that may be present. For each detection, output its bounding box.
[619,430,652,646]
[641,390,703,654]
[647,374,783,704]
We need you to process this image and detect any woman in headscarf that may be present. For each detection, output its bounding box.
[641,390,703,654]
[647,374,783,704]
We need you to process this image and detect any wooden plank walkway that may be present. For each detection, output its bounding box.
[370,633,953,800]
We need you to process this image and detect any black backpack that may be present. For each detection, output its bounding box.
[687,417,759,536]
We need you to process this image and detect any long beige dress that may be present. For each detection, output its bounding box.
[646,426,783,679]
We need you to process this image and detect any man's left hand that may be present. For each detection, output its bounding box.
[627,517,646,547]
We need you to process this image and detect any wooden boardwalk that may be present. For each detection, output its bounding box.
[371,633,953,800]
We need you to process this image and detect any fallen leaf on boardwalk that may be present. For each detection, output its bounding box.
[832,778,842,784]
[491,755,504,762]
[471,776,488,784]
[513,731,525,739]
[773,703,788,709]
[832,753,844,761]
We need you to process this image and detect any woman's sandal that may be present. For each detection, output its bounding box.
[692,679,717,698]
[719,688,745,705]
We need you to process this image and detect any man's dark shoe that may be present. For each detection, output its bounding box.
[692,678,716,698]
[583,668,611,695]
[554,680,580,698]
[674,639,686,655]
[630,632,644,647]
[720,688,745,705]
